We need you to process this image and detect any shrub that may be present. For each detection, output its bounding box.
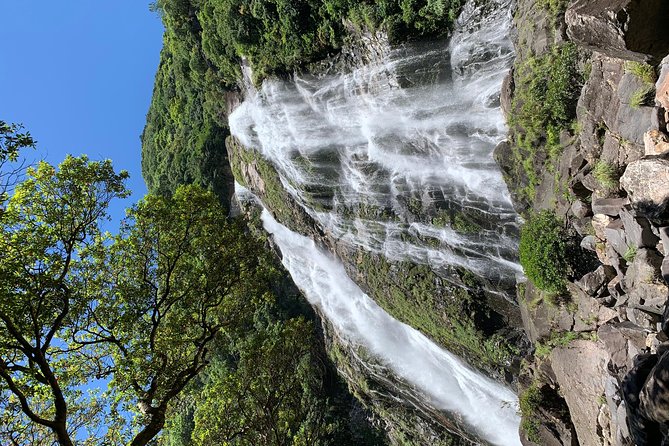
[625,61,657,85]
[519,210,569,293]
[592,160,619,190]
[630,84,655,109]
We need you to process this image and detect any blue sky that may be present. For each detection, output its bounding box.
[0,1,164,224]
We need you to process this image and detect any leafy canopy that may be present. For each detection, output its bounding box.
[0,155,263,446]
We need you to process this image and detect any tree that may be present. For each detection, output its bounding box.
[0,155,261,445]
[0,120,35,204]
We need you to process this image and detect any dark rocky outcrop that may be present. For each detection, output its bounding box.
[566,0,669,63]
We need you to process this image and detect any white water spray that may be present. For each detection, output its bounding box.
[256,200,521,446]
[230,0,521,285]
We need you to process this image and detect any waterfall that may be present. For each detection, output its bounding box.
[248,192,521,446]
[230,0,523,443]
[230,0,521,287]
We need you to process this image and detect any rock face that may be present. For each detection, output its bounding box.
[550,341,610,446]
[566,0,669,62]
[620,159,669,217]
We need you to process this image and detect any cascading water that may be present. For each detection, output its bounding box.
[231,0,523,444]
[230,0,521,288]
[243,190,521,446]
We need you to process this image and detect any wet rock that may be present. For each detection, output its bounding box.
[500,69,514,118]
[644,129,669,157]
[577,265,616,296]
[592,198,629,216]
[620,159,669,218]
[619,207,659,249]
[566,0,669,63]
[550,340,609,446]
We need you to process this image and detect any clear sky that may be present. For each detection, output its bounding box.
[0,1,164,224]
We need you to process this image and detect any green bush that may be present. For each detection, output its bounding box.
[519,210,569,293]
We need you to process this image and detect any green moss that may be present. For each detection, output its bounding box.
[519,383,543,443]
[534,330,580,358]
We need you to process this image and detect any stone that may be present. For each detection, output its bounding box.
[625,249,667,311]
[570,199,592,219]
[573,217,594,237]
[628,308,660,330]
[644,129,669,157]
[659,227,669,253]
[639,350,669,426]
[620,159,669,218]
[608,276,625,302]
[500,69,513,118]
[619,207,660,249]
[592,198,630,216]
[550,340,609,446]
[604,219,630,257]
[581,235,599,252]
[656,55,669,111]
[577,265,617,297]
[599,321,648,372]
[593,214,614,241]
[565,0,669,63]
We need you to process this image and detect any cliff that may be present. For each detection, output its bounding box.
[497,0,669,444]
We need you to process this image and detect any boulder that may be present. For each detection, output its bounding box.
[625,248,668,312]
[639,350,669,426]
[581,235,599,252]
[565,0,669,63]
[619,207,660,249]
[550,340,610,446]
[500,69,514,118]
[592,198,630,216]
[604,219,630,257]
[599,321,647,373]
[620,159,669,218]
[644,129,669,157]
[577,265,617,297]
[570,199,592,219]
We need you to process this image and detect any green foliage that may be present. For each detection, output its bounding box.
[0,120,36,204]
[519,383,542,443]
[509,43,583,203]
[623,245,637,263]
[537,0,568,20]
[534,330,579,358]
[592,160,619,190]
[0,158,284,446]
[629,84,655,109]
[625,61,657,85]
[519,210,569,293]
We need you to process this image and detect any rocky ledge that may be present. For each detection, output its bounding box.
[499,0,669,445]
